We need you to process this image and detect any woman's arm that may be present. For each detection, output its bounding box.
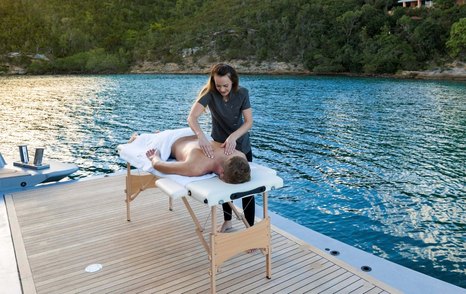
[222,108,253,155]
[187,102,215,158]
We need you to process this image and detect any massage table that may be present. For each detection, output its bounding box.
[119,129,283,293]
[124,162,283,293]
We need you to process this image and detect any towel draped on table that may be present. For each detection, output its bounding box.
[118,128,215,186]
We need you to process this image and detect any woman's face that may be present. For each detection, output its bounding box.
[213,74,232,98]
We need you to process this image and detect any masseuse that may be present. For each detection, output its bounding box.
[188,63,254,232]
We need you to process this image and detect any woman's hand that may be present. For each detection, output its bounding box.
[222,137,237,155]
[198,134,214,158]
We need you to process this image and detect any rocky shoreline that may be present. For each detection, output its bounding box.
[2,54,465,81]
[396,61,466,81]
[129,59,312,75]
[129,59,466,81]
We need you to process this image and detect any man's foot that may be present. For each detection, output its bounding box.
[128,132,138,143]
[219,220,233,233]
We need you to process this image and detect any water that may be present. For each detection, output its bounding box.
[1,75,465,288]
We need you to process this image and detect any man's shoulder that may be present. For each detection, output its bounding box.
[186,149,213,174]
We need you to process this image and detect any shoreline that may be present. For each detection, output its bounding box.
[128,59,466,81]
[2,60,465,81]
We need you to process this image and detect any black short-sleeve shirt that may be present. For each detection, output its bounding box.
[198,87,251,154]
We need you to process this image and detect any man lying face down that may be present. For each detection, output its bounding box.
[145,135,250,184]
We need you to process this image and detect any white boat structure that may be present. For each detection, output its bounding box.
[0,150,464,293]
[0,156,78,193]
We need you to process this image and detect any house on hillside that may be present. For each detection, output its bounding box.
[398,0,433,8]
[398,0,464,7]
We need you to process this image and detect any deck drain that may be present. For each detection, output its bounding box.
[85,263,103,273]
[361,265,372,272]
[330,250,340,256]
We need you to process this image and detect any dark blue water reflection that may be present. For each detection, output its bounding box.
[1,75,465,288]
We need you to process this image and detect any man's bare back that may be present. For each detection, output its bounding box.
[170,135,229,160]
[170,135,204,161]
[146,135,246,178]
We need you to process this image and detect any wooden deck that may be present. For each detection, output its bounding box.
[5,174,401,294]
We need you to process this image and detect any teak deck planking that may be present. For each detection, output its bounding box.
[5,174,400,294]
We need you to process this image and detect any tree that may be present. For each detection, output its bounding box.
[412,17,448,61]
[362,26,417,73]
[337,10,363,45]
[447,18,466,61]
[0,0,463,74]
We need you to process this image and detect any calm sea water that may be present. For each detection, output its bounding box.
[1,75,465,288]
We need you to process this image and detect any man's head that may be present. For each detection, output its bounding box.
[222,155,251,184]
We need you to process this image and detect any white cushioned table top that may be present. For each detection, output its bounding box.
[156,163,283,206]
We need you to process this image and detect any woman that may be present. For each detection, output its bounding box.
[187,63,254,232]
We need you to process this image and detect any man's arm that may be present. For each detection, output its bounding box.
[146,149,206,177]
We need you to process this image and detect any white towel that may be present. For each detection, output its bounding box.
[117,128,215,186]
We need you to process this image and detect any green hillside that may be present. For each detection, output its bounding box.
[0,0,465,74]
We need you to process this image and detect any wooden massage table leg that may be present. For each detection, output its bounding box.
[179,197,219,293]
[228,193,272,277]
[178,190,273,293]
[125,163,157,221]
[212,192,271,291]
[181,197,210,253]
[211,206,217,294]
[228,202,250,228]
[264,191,272,279]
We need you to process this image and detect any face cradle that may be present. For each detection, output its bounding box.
[213,74,232,98]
